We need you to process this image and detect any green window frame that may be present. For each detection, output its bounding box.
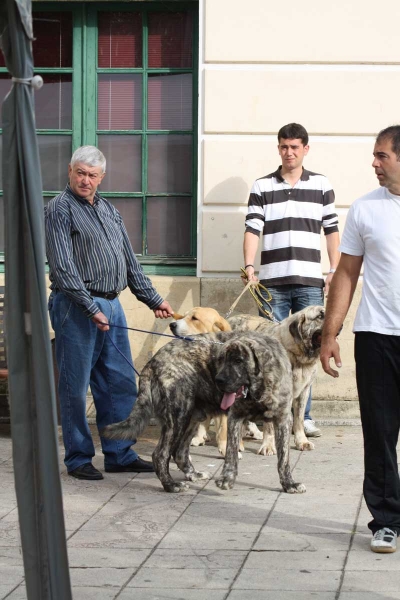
[0,1,198,276]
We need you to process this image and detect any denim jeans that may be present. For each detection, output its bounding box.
[259,284,324,420]
[49,291,138,472]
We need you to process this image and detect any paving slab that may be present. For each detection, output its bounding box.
[244,549,346,570]
[0,521,21,547]
[342,571,400,592]
[66,547,151,569]
[119,591,227,600]
[228,593,336,600]
[127,566,238,589]
[263,514,357,535]
[0,546,24,567]
[5,587,120,600]
[339,594,400,600]
[0,565,24,585]
[67,529,166,549]
[158,529,258,550]
[253,530,352,552]
[68,566,136,588]
[145,548,248,570]
[2,423,400,600]
[0,584,23,600]
[233,568,342,591]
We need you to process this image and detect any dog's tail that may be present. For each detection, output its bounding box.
[101,378,153,441]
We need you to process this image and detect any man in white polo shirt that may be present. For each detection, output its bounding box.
[321,125,400,554]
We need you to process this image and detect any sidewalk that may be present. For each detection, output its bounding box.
[1,422,400,600]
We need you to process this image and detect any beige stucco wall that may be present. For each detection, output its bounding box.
[200,0,400,278]
[203,138,378,209]
[197,0,395,409]
[204,69,399,137]
[204,0,400,64]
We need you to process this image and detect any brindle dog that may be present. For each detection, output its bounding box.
[102,330,306,495]
[228,306,325,454]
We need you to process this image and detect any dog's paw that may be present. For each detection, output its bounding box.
[243,423,263,440]
[186,470,211,482]
[190,436,206,447]
[257,443,277,456]
[218,443,227,457]
[218,443,241,459]
[164,481,190,493]
[283,482,307,494]
[295,438,315,451]
[215,475,235,490]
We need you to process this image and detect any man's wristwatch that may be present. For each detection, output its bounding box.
[328,268,336,274]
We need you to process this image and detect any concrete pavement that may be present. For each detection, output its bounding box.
[1,422,400,600]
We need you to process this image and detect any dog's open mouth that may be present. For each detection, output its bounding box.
[220,386,248,410]
[312,330,322,349]
[312,325,343,349]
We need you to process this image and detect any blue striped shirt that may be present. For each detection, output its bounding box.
[45,185,163,318]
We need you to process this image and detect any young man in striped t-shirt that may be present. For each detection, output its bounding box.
[243,123,340,437]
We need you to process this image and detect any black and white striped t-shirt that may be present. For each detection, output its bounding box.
[245,167,339,288]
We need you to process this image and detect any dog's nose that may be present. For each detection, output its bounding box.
[215,374,226,386]
[320,309,325,318]
[169,322,177,332]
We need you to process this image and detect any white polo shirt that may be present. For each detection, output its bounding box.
[340,186,400,335]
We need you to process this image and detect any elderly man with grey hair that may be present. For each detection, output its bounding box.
[45,145,174,481]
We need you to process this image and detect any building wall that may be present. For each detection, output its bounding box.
[197,0,400,407]
[7,0,396,414]
[199,0,398,277]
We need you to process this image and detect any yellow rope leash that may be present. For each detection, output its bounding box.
[225,269,276,321]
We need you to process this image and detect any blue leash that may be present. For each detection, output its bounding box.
[102,323,195,378]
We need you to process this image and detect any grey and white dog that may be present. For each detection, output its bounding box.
[102,330,306,495]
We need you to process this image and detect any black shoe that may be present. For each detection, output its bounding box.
[105,457,154,473]
[68,463,104,480]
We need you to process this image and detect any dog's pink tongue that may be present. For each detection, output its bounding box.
[221,392,236,410]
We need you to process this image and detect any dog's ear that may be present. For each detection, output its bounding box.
[172,312,184,320]
[212,318,232,332]
[248,342,261,376]
[289,313,306,343]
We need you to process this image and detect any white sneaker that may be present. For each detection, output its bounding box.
[371,528,397,553]
[303,420,321,437]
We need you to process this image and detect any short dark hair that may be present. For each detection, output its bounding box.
[376,125,400,160]
[278,123,309,146]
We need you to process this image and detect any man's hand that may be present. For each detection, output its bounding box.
[242,266,258,285]
[324,272,335,296]
[92,311,109,331]
[320,336,342,378]
[153,300,174,319]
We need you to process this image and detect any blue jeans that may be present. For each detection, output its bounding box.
[49,291,138,472]
[259,284,324,420]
